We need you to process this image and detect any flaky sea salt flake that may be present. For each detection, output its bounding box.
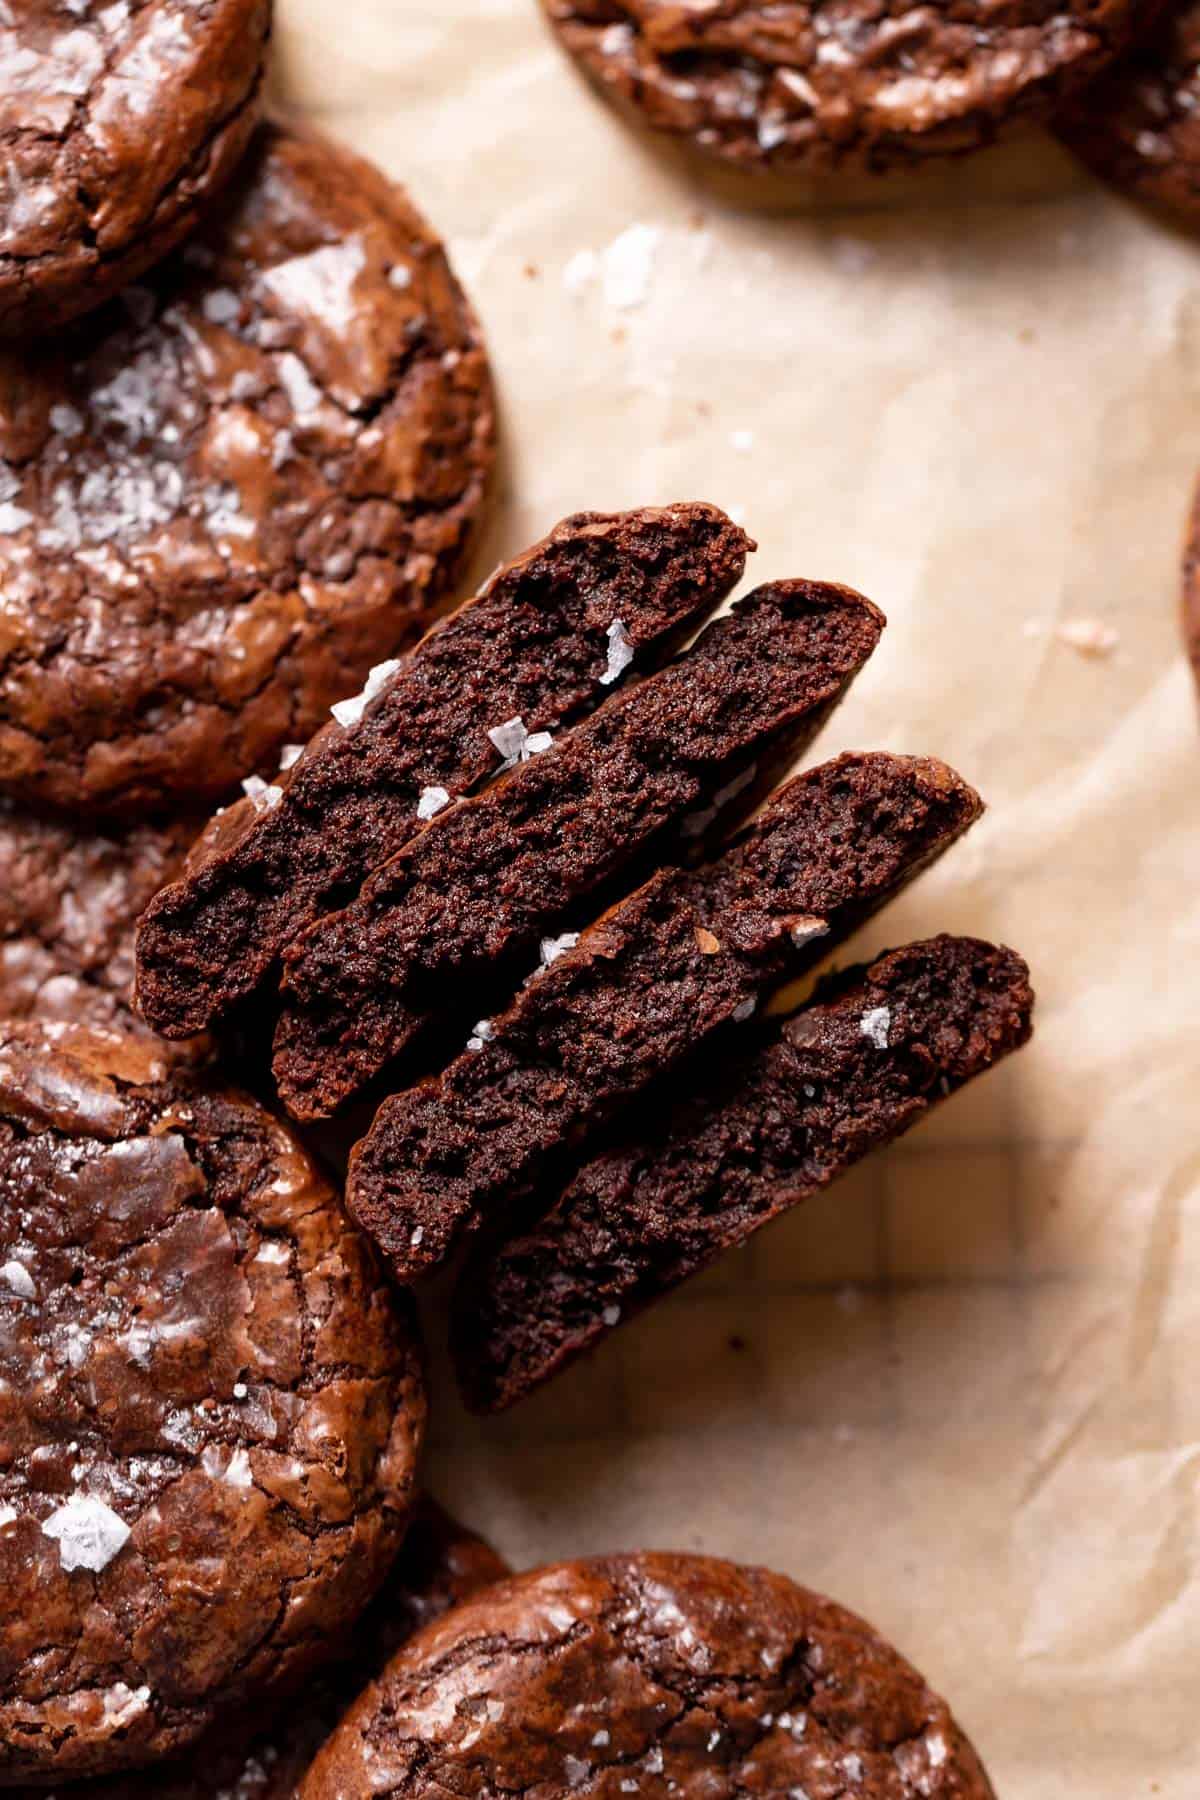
[241,775,282,812]
[331,658,402,728]
[540,932,580,967]
[600,617,635,686]
[602,223,661,310]
[42,1494,130,1572]
[859,1005,891,1050]
[2,1259,35,1298]
[417,785,450,821]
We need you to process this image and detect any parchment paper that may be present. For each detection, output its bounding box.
[273,6,1199,1791]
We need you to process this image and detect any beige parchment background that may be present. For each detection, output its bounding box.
[273,5,1199,1792]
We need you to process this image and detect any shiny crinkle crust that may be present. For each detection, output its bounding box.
[543,0,1143,173]
[0,1021,426,1785]
[0,805,206,1052]
[299,1552,996,1799]
[0,120,495,817]
[0,0,270,336]
[1056,0,1200,227]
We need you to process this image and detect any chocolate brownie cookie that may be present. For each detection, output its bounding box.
[1056,0,1200,226]
[456,935,1034,1412]
[273,578,885,1120]
[0,121,495,817]
[0,804,203,1052]
[0,0,269,338]
[0,1021,425,1785]
[348,752,982,1283]
[135,505,751,1039]
[3,1499,509,1800]
[299,1552,997,1800]
[543,0,1142,175]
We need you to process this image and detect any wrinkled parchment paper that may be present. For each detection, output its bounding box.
[274,6,1198,1791]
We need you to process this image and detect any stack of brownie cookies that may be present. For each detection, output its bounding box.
[133,499,1034,1415]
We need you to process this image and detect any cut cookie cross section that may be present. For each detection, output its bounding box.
[273,577,885,1119]
[135,503,751,1038]
[454,934,1034,1412]
[347,751,983,1282]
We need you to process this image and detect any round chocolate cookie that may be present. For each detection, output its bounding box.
[300,1552,996,1799]
[543,0,1144,173]
[3,1499,509,1800]
[1056,0,1200,227]
[0,121,495,817]
[0,0,270,338]
[0,1020,426,1785]
[0,804,202,1046]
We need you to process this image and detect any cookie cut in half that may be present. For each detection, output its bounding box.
[0,0,270,338]
[0,1499,509,1800]
[0,1020,425,1785]
[136,504,750,1038]
[0,122,494,817]
[348,752,982,1282]
[543,0,1142,175]
[455,934,1034,1412]
[273,577,885,1119]
[298,1551,996,1800]
[1056,0,1200,229]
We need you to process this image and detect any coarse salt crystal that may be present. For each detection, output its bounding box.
[730,428,755,453]
[0,1503,17,1527]
[859,1006,891,1050]
[602,1304,621,1327]
[592,1728,610,1746]
[41,1494,130,1572]
[790,916,829,949]
[466,1019,494,1051]
[600,617,635,686]
[387,264,412,289]
[278,743,303,771]
[487,717,554,767]
[2,1259,35,1298]
[331,658,402,728]
[232,1381,248,1400]
[602,223,660,310]
[202,289,240,325]
[50,402,84,437]
[732,996,757,1022]
[410,1226,424,1248]
[417,785,450,820]
[540,932,579,967]
[241,775,282,812]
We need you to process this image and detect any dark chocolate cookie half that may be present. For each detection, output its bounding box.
[0,1021,426,1785]
[455,935,1034,1412]
[299,1551,997,1799]
[0,804,204,1052]
[3,1498,508,1800]
[544,0,1144,173]
[0,120,495,816]
[0,0,270,338]
[1056,0,1200,226]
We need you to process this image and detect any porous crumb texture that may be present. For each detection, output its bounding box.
[544,0,1141,174]
[0,1021,425,1784]
[1056,0,1200,225]
[0,0,270,337]
[298,1552,997,1799]
[347,751,982,1281]
[134,504,751,1038]
[0,120,495,816]
[273,578,884,1119]
[0,804,205,1054]
[455,935,1034,1413]
[1,1499,510,1800]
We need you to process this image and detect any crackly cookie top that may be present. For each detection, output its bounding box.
[1056,0,1200,226]
[0,1020,426,1784]
[0,804,203,1046]
[544,0,1143,172]
[300,1552,996,1799]
[0,0,270,333]
[0,120,495,816]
